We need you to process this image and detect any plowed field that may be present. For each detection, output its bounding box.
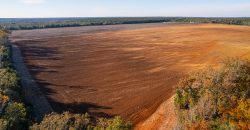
[10,23,250,124]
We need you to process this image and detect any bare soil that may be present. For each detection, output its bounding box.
[135,96,176,130]
[10,23,250,126]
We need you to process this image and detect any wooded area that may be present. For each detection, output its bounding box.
[174,58,250,130]
[0,17,250,30]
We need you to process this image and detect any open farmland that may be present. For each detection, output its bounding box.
[10,23,250,125]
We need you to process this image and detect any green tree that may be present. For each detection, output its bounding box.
[2,102,27,130]
[31,112,91,130]
[174,58,250,129]
[0,69,19,91]
[94,116,132,130]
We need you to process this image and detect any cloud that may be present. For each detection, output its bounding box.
[20,0,46,4]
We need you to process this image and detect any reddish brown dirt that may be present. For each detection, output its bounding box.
[10,24,250,127]
[135,96,176,130]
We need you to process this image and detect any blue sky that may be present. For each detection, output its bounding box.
[0,0,250,18]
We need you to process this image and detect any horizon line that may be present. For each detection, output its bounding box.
[1,16,250,19]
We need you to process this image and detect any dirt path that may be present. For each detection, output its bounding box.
[11,45,53,121]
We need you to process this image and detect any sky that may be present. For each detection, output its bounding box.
[0,0,249,18]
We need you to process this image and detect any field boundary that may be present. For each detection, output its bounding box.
[135,95,177,130]
[11,44,53,121]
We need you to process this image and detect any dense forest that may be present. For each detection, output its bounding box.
[0,17,249,30]
[174,58,250,130]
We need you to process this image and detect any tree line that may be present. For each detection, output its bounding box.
[0,17,249,30]
[0,17,172,30]
[0,28,28,129]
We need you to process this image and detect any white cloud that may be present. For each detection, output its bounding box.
[20,0,46,4]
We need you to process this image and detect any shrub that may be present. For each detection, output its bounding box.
[31,112,91,130]
[0,93,9,103]
[0,45,11,68]
[1,102,27,130]
[0,68,19,91]
[31,113,132,130]
[94,116,132,130]
[227,99,250,129]
[0,119,8,130]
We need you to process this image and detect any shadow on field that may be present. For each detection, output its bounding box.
[50,101,113,119]
[37,79,98,96]
[35,79,112,118]
[15,40,114,119]
[16,40,62,63]
[15,39,62,77]
[28,64,61,76]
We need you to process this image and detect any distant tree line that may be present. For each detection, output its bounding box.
[1,17,249,30]
[0,17,173,30]
[175,17,250,25]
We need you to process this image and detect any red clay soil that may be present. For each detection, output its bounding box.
[10,24,250,126]
[135,96,177,130]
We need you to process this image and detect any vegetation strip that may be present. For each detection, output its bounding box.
[0,17,250,30]
[0,27,29,129]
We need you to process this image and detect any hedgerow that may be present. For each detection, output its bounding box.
[31,112,131,130]
[0,28,29,130]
